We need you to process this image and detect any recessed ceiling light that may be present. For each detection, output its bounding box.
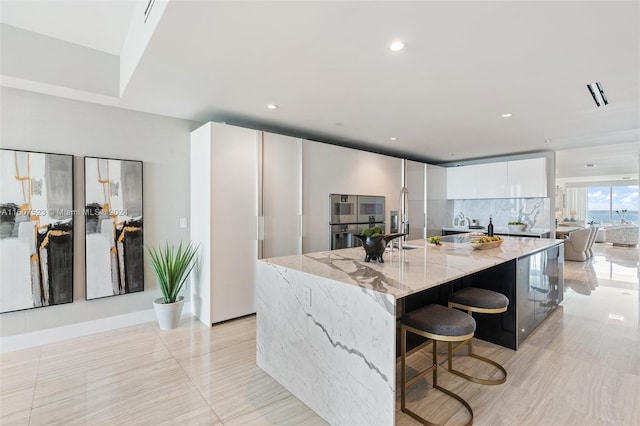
[608,314,624,321]
[584,163,596,168]
[388,41,405,51]
[544,139,551,143]
[266,104,278,110]
[501,113,513,118]
[389,137,398,141]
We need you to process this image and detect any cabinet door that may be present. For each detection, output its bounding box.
[447,166,476,199]
[508,158,547,198]
[209,122,259,324]
[357,151,402,232]
[474,162,509,198]
[302,140,331,253]
[406,160,426,240]
[262,132,302,258]
[329,145,360,195]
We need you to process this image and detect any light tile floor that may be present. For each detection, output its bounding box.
[1,243,638,425]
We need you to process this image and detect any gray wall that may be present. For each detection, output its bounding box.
[0,87,201,337]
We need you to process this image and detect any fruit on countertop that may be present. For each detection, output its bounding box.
[471,236,502,244]
[428,236,441,245]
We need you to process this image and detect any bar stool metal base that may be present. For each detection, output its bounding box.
[401,324,474,426]
[447,303,508,385]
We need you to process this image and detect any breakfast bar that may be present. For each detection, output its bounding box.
[256,238,564,425]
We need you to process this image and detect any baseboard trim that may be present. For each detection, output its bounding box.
[0,302,192,353]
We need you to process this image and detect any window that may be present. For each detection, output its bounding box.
[587,185,638,224]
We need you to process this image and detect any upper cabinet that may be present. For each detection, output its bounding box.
[507,158,547,198]
[447,164,482,199]
[447,158,547,199]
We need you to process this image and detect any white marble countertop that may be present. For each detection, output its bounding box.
[261,238,563,300]
[442,226,551,237]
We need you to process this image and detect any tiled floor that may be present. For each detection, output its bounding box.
[1,243,638,425]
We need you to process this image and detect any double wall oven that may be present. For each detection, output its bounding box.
[330,194,385,250]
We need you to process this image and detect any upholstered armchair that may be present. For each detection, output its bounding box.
[586,226,599,258]
[564,228,593,261]
[605,225,639,247]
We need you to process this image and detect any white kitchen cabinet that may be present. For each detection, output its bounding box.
[447,165,477,199]
[508,158,547,198]
[262,132,302,259]
[427,164,448,237]
[406,160,426,240]
[329,145,360,195]
[190,122,259,326]
[357,151,402,231]
[302,140,331,253]
[447,158,546,199]
[474,162,509,198]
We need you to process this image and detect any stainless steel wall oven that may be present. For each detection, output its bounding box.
[329,194,385,250]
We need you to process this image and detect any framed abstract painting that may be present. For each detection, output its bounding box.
[0,149,74,313]
[84,157,144,300]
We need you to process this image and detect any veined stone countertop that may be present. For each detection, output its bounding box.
[442,226,551,237]
[261,238,563,300]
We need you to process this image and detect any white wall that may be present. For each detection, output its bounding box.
[0,87,201,338]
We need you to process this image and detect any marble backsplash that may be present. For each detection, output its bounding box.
[448,198,551,230]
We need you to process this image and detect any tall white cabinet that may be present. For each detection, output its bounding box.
[302,140,332,254]
[190,122,259,326]
[406,160,427,240]
[262,132,302,258]
[191,124,303,326]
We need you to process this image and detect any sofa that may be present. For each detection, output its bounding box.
[605,224,639,247]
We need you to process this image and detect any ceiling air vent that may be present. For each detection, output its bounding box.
[586,81,608,107]
[144,0,156,23]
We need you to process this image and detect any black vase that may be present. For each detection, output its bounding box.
[351,233,405,263]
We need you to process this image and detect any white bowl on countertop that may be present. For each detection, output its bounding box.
[508,224,526,231]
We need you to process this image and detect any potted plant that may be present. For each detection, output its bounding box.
[147,242,199,330]
[508,221,526,231]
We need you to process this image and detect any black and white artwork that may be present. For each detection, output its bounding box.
[0,149,74,313]
[84,157,143,300]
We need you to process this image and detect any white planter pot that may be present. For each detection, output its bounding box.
[153,296,184,330]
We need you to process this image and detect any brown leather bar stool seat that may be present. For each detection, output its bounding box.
[448,287,509,385]
[400,304,475,426]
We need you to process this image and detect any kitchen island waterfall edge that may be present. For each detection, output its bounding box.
[256,238,564,425]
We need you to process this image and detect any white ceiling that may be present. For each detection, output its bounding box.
[1,0,639,180]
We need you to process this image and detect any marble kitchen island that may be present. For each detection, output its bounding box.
[256,238,564,425]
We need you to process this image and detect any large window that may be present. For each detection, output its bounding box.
[587,185,639,224]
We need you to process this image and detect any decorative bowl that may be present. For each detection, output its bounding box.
[469,239,504,250]
[352,233,405,263]
[508,224,526,232]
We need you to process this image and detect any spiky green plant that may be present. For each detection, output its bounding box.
[147,242,199,304]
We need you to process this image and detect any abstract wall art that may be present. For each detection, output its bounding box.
[84,157,143,300]
[0,149,74,313]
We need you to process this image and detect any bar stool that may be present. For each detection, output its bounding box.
[400,304,475,426]
[447,287,508,385]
